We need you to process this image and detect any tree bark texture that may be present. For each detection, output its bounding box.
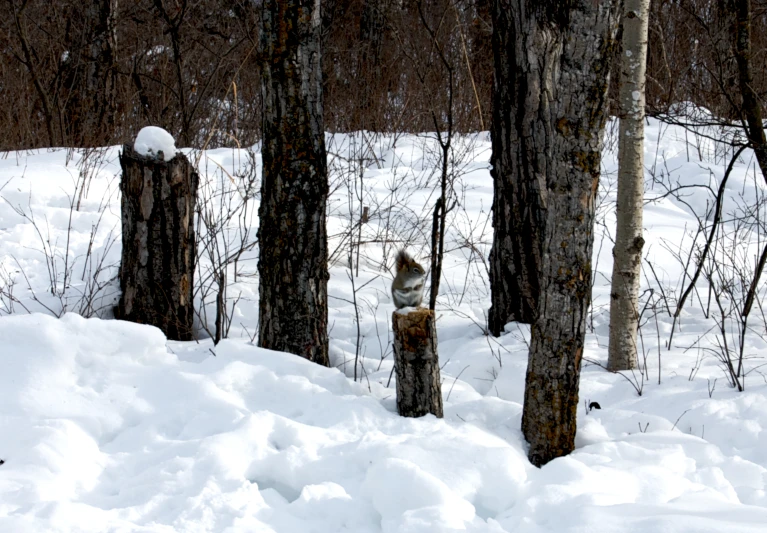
[488,1,554,332]
[728,0,767,341]
[360,0,386,67]
[63,0,119,145]
[498,0,620,467]
[730,0,767,179]
[118,145,198,341]
[607,0,649,371]
[87,0,119,139]
[258,0,330,366]
[392,308,443,418]
[359,0,387,130]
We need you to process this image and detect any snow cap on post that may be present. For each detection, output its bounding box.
[134,126,179,161]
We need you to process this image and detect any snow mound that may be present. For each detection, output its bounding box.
[2,314,767,532]
[134,126,178,160]
[0,314,532,532]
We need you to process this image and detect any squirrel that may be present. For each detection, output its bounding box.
[391,249,425,309]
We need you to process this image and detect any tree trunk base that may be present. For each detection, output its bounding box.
[392,308,443,418]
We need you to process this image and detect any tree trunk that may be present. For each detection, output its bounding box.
[62,0,118,145]
[499,0,619,467]
[608,0,649,371]
[360,0,385,67]
[8,0,57,146]
[258,0,330,366]
[392,308,443,418]
[117,145,198,341]
[488,0,551,333]
[728,0,767,345]
[359,0,387,131]
[87,0,119,141]
[730,0,767,178]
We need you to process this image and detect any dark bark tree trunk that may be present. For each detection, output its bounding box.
[62,0,118,145]
[154,0,191,146]
[490,0,619,467]
[487,0,551,333]
[730,0,767,177]
[392,308,443,418]
[359,0,387,131]
[258,0,330,366]
[117,145,198,341]
[728,0,767,345]
[86,0,119,140]
[360,0,386,67]
[8,0,57,146]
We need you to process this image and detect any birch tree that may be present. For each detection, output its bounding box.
[258,0,330,366]
[607,0,650,371]
[491,0,620,466]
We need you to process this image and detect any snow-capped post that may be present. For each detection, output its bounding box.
[117,126,198,341]
[392,308,443,418]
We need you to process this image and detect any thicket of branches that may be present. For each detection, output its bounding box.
[645,0,767,118]
[1,0,261,149]
[0,0,491,150]
[6,0,765,151]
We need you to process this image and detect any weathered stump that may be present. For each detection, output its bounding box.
[392,308,443,418]
[117,144,198,341]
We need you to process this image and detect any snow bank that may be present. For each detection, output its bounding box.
[1,313,766,532]
[2,121,767,531]
[0,313,532,531]
[134,126,179,160]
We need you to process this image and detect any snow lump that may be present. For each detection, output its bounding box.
[134,126,179,161]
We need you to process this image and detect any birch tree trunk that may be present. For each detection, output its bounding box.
[491,0,620,467]
[258,0,330,366]
[607,0,650,371]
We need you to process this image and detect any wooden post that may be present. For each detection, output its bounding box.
[117,144,198,341]
[392,308,443,418]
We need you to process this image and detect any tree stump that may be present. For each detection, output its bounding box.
[392,308,443,418]
[117,144,198,341]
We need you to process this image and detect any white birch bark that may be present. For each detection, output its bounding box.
[607,0,650,371]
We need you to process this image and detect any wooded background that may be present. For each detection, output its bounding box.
[2,0,765,151]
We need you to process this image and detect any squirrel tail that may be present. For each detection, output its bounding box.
[395,249,412,271]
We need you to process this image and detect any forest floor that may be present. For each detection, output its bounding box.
[1,119,767,531]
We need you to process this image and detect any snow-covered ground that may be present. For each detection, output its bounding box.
[1,121,767,532]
